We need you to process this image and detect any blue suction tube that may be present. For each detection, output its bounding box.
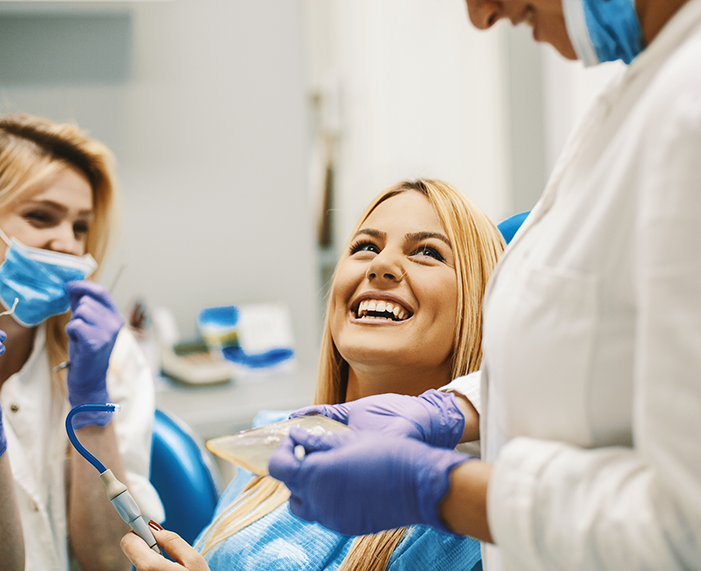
[65,403,120,472]
[65,403,162,555]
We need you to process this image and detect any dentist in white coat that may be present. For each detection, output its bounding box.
[268,0,701,570]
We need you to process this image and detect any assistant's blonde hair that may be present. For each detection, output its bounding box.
[0,113,118,394]
[197,179,505,569]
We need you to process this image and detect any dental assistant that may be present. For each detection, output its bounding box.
[0,114,163,571]
[268,0,701,570]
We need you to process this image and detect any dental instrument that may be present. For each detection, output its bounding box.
[66,403,162,554]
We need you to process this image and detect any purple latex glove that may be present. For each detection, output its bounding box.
[65,281,123,429]
[290,389,465,449]
[269,427,470,536]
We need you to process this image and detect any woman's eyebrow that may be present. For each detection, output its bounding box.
[352,228,385,240]
[25,199,94,218]
[405,231,451,247]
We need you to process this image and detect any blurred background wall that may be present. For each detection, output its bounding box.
[0,0,623,371]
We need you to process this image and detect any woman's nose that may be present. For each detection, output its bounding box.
[367,249,404,283]
[465,0,504,30]
[45,224,83,256]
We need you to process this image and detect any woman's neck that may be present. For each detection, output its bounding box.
[345,361,452,402]
[636,0,689,46]
[0,316,36,386]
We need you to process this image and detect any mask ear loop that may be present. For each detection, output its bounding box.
[0,297,19,317]
[0,227,11,248]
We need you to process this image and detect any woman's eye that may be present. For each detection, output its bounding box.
[23,211,53,226]
[350,241,380,255]
[73,222,90,236]
[412,245,445,261]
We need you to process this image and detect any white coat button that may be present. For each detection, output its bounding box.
[10,403,19,413]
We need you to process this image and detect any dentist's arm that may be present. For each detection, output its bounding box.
[65,282,131,571]
[269,428,492,540]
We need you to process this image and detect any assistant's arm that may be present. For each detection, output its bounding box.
[0,382,26,571]
[69,423,131,571]
[64,282,132,571]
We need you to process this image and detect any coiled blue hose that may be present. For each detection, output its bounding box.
[65,403,120,473]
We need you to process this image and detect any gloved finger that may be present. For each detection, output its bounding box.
[65,316,111,346]
[66,281,119,312]
[0,330,7,343]
[268,436,302,486]
[70,295,121,329]
[68,295,102,323]
[288,494,305,519]
[65,316,88,344]
[287,427,346,453]
[289,403,351,424]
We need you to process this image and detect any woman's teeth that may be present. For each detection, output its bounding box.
[355,299,410,321]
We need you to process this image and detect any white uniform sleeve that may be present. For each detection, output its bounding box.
[440,372,481,456]
[488,68,701,570]
[107,328,165,523]
[440,371,481,414]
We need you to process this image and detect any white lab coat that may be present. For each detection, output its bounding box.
[0,326,165,571]
[466,2,701,569]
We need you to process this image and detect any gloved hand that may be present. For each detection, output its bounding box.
[290,389,466,449]
[65,281,123,429]
[269,427,470,536]
[0,329,7,457]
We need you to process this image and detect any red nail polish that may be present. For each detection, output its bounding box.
[148,520,164,531]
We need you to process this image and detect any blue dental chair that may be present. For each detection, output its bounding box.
[498,211,530,244]
[150,409,221,545]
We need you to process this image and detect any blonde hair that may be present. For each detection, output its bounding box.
[197,179,505,569]
[0,113,118,394]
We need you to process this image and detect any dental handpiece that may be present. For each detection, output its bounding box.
[66,403,162,555]
[100,469,162,554]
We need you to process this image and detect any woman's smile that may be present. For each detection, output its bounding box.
[350,291,413,323]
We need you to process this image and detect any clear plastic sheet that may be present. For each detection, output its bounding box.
[206,415,352,475]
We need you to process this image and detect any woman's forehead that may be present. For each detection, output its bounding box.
[362,191,445,236]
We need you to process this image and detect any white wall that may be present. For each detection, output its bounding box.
[0,0,321,370]
[0,0,626,375]
[304,0,512,256]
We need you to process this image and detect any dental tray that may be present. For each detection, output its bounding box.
[206,415,352,476]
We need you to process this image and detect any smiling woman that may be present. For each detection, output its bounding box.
[122,179,505,571]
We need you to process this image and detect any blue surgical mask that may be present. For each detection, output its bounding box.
[562,0,643,66]
[0,228,97,327]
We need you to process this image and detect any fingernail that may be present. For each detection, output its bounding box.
[148,520,164,531]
